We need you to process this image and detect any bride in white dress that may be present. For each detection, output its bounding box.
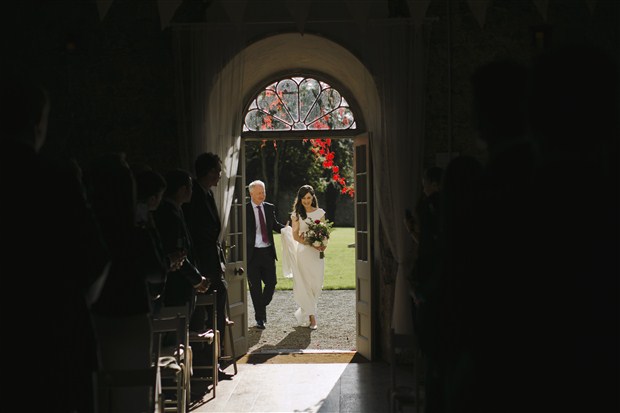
[280,185,326,330]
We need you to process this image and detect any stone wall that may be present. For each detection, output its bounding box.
[6,1,180,171]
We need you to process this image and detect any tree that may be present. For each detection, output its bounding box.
[245,139,323,208]
[245,138,354,222]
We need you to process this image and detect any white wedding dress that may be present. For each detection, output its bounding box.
[280,208,326,326]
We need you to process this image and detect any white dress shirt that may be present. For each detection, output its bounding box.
[251,201,271,248]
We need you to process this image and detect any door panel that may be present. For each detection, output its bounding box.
[224,154,248,357]
[355,133,373,360]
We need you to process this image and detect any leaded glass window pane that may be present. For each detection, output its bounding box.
[243,77,357,132]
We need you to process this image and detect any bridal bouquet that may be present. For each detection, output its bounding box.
[304,218,334,259]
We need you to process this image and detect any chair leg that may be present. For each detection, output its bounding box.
[184,346,192,409]
[224,297,237,375]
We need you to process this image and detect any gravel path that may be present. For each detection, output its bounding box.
[245,290,356,353]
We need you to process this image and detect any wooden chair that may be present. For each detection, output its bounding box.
[91,313,159,413]
[93,368,159,413]
[389,328,421,413]
[152,304,190,413]
[188,292,219,398]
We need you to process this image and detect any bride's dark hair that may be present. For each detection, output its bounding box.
[292,184,318,220]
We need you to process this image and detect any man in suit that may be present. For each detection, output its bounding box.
[183,153,230,346]
[153,169,209,314]
[246,180,286,329]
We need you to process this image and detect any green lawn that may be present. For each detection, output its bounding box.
[273,227,355,290]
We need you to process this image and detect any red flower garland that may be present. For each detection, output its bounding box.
[258,138,355,198]
[304,138,355,198]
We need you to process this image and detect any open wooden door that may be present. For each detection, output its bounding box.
[355,133,373,360]
[223,151,249,357]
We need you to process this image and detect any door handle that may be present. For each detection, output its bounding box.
[234,267,245,276]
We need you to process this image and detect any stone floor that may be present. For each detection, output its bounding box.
[190,289,418,413]
[191,357,417,413]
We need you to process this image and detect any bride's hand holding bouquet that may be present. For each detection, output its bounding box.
[304,218,334,259]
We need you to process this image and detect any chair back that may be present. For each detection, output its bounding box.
[152,304,190,413]
[189,292,219,399]
[389,328,420,413]
[91,313,156,413]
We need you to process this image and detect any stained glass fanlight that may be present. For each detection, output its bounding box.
[243,77,357,131]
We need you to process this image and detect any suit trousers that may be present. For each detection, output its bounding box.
[247,247,277,322]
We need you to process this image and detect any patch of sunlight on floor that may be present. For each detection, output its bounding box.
[194,363,350,412]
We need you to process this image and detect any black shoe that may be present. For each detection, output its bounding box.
[255,320,265,329]
[218,369,233,380]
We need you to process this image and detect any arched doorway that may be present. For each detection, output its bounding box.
[210,33,380,360]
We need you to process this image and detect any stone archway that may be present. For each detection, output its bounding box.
[212,33,380,360]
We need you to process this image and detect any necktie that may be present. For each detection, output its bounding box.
[257,205,269,243]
